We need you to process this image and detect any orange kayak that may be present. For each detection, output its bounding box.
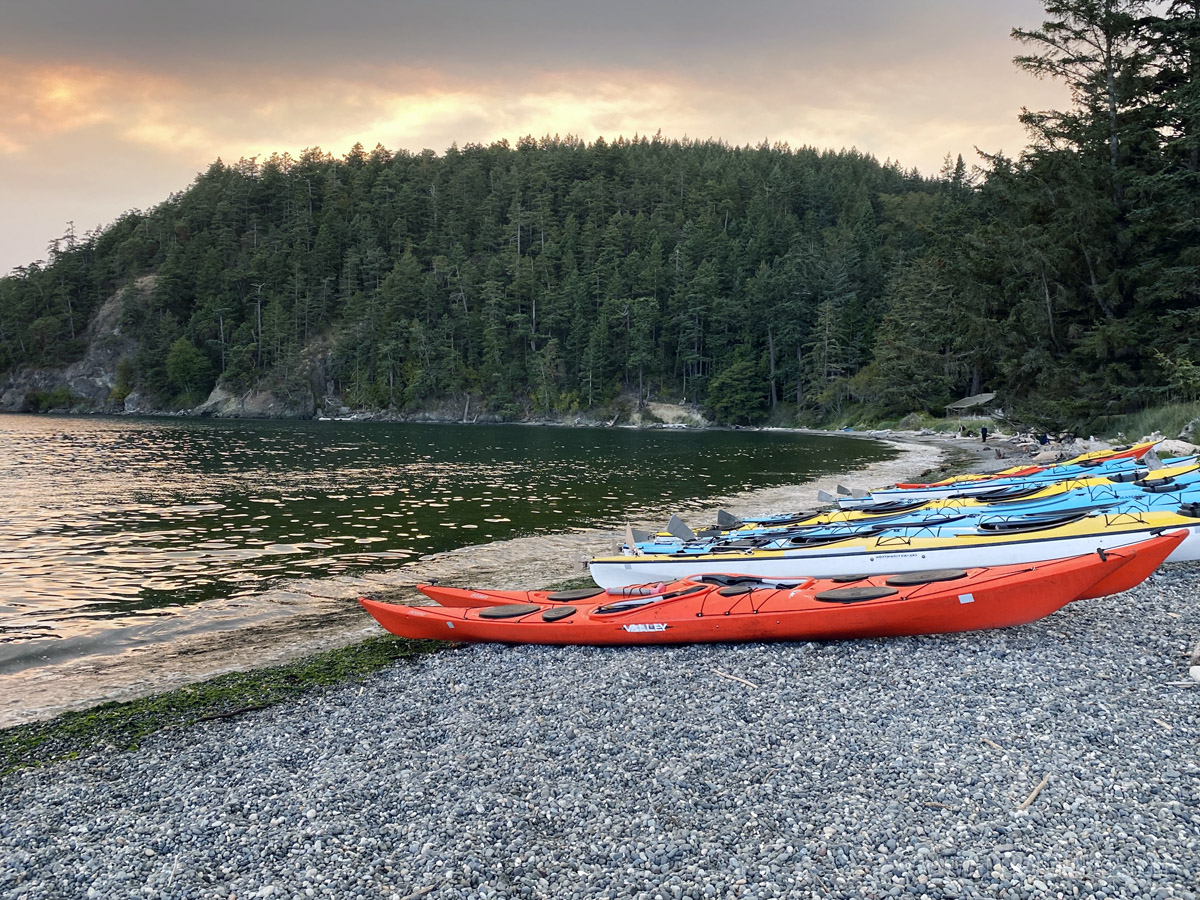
[358,533,1181,646]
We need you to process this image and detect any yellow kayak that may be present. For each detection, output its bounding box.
[591,507,1200,588]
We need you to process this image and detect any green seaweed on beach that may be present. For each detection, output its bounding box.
[0,635,444,776]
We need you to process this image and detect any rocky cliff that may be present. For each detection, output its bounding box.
[0,279,710,427]
[0,277,147,414]
[0,276,326,419]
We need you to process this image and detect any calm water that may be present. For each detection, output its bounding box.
[0,415,893,720]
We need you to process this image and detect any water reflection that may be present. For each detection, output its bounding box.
[0,416,893,671]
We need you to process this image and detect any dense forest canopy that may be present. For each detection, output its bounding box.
[2,0,1199,431]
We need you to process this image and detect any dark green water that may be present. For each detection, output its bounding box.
[0,415,893,719]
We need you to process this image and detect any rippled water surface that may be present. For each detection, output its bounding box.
[0,415,893,712]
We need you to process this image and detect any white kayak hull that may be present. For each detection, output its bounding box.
[588,523,1200,588]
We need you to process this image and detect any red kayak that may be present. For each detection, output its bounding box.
[358,532,1182,646]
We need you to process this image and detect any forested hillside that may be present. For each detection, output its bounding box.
[2,0,1197,431]
[0,138,948,422]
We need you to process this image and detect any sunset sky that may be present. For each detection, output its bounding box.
[0,0,1066,276]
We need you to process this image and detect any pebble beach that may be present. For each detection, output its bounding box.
[3,434,1199,899]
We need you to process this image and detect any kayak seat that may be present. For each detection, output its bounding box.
[698,574,764,586]
[884,569,968,586]
[832,511,906,528]
[593,597,656,614]
[1019,504,1109,519]
[478,603,542,619]
[1134,475,1174,489]
[976,511,1088,534]
[787,531,872,547]
[541,606,576,621]
[592,585,705,614]
[814,586,899,604]
[767,514,821,526]
[857,499,929,514]
[1143,483,1182,494]
[969,485,1049,502]
[1107,471,1141,483]
[911,514,970,527]
[744,513,814,526]
[662,585,707,600]
[717,538,772,550]
[546,587,605,601]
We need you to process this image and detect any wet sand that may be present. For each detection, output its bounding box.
[3,432,980,726]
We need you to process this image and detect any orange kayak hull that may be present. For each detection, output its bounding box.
[359,534,1181,646]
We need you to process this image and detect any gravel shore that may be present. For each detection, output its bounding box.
[3,436,1199,899]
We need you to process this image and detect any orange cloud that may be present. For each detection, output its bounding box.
[0,49,1064,273]
[0,64,120,150]
[0,54,1058,171]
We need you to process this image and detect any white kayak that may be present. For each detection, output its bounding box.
[588,507,1200,588]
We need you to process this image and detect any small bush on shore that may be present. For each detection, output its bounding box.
[1101,402,1200,444]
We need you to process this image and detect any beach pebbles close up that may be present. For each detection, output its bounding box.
[2,566,1198,900]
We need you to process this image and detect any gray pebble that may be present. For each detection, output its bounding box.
[2,567,1199,899]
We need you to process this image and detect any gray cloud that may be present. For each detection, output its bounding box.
[4,0,1047,71]
[0,0,1059,273]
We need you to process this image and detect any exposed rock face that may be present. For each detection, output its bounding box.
[74,283,140,399]
[638,401,709,428]
[0,278,708,426]
[0,367,83,412]
[121,389,157,415]
[0,275,326,419]
[193,385,316,419]
[0,278,148,413]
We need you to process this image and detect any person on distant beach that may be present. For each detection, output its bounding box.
[980,425,988,443]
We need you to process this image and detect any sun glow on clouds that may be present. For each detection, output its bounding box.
[0,65,115,151]
[1,56,1049,167]
[1,61,728,171]
[0,48,1063,273]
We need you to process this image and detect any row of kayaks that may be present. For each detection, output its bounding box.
[360,439,1191,646]
[361,533,1183,645]
[590,441,1200,586]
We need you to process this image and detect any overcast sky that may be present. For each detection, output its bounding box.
[0,0,1065,275]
